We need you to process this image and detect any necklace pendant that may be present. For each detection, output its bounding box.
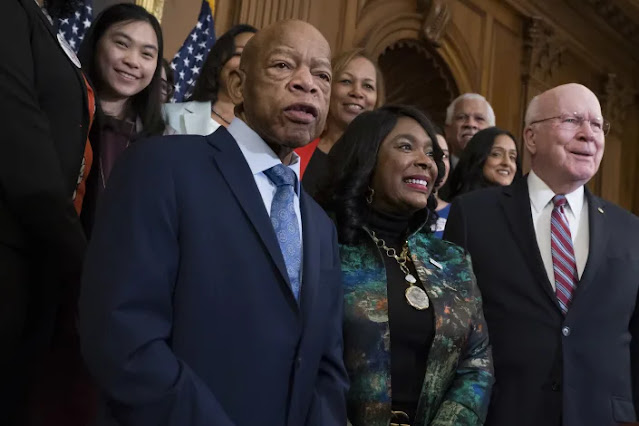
[405,273,417,284]
[405,285,429,310]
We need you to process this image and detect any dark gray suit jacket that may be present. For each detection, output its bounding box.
[445,177,639,426]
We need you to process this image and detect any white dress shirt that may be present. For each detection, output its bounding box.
[528,171,589,289]
[227,118,303,240]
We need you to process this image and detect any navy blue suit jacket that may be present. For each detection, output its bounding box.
[79,128,348,426]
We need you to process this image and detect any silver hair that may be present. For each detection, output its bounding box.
[445,93,496,126]
[524,95,541,127]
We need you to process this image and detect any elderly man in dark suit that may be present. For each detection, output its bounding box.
[445,83,639,426]
[79,19,347,426]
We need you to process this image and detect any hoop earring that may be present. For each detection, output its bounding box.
[366,187,375,205]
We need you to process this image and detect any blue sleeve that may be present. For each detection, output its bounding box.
[79,140,235,426]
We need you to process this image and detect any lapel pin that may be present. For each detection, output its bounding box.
[429,258,443,270]
[597,207,604,214]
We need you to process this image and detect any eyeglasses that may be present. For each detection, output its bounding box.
[161,79,174,99]
[529,113,610,136]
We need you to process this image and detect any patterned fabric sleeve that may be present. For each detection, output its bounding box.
[429,251,494,425]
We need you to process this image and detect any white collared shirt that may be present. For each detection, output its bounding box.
[528,171,589,289]
[226,118,303,239]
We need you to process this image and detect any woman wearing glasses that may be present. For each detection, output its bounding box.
[160,58,175,103]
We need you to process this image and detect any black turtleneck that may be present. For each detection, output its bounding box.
[367,208,435,422]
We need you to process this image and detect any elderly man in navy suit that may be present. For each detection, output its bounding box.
[445,83,639,426]
[79,19,347,426]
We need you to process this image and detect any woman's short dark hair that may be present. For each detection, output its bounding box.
[78,3,165,138]
[447,126,522,200]
[191,24,258,103]
[317,105,445,245]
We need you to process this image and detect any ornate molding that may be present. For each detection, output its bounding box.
[584,0,639,45]
[417,0,451,47]
[601,73,635,135]
[237,0,312,28]
[522,17,566,83]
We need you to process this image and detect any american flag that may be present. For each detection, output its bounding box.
[170,0,216,102]
[57,0,93,53]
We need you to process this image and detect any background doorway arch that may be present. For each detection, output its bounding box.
[378,39,459,128]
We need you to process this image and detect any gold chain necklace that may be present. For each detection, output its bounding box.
[369,231,430,310]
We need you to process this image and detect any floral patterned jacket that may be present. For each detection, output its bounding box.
[340,228,494,426]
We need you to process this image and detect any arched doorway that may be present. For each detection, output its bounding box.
[378,39,459,129]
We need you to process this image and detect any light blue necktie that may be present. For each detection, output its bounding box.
[264,164,302,301]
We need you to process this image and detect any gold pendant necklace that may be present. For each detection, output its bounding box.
[369,231,429,310]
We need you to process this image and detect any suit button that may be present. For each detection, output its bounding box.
[562,326,571,337]
[551,382,561,392]
[295,357,302,368]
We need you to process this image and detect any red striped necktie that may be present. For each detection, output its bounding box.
[550,195,578,314]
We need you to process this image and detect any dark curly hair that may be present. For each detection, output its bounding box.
[447,126,522,200]
[191,24,257,103]
[317,105,445,245]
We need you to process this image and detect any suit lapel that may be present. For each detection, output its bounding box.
[501,178,561,310]
[299,191,320,318]
[206,129,297,307]
[29,0,90,158]
[570,190,608,304]
[28,0,58,39]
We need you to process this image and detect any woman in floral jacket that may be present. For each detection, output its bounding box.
[317,105,493,426]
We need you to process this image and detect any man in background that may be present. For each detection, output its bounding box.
[445,92,495,168]
[445,83,638,426]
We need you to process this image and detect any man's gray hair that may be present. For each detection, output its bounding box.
[445,93,496,126]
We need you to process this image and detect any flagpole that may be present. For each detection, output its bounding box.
[136,0,165,23]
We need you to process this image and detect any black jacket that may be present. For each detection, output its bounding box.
[444,177,639,426]
[0,0,89,349]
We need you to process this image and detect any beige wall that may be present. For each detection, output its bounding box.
[161,0,203,58]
